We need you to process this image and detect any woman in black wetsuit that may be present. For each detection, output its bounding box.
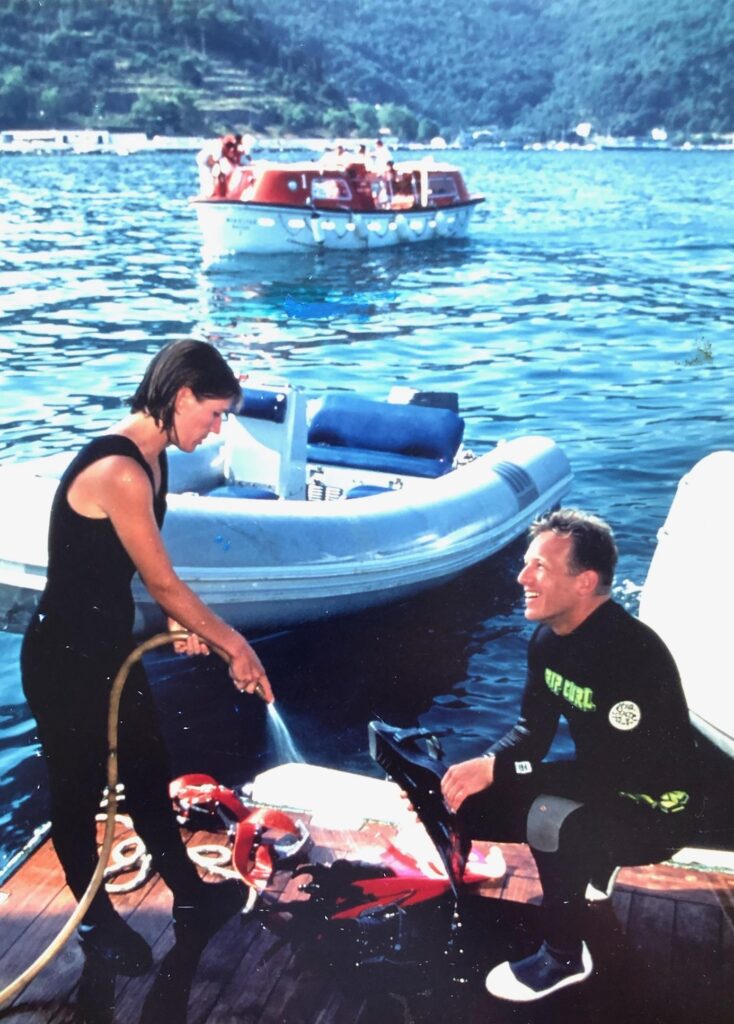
[21,339,274,975]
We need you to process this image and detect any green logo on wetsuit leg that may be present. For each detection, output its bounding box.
[620,790,690,813]
[545,668,596,712]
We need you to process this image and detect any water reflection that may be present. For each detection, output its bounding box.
[145,540,529,788]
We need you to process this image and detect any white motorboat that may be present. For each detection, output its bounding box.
[0,382,572,635]
[639,450,734,759]
[192,156,483,257]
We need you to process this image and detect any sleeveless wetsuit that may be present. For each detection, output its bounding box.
[37,434,167,646]
[21,435,202,923]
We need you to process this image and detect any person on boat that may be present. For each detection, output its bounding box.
[196,135,238,197]
[381,159,399,204]
[220,133,254,199]
[441,508,700,1003]
[20,339,274,976]
[214,134,241,196]
[233,132,253,165]
[195,137,221,195]
[318,142,349,170]
[370,137,393,173]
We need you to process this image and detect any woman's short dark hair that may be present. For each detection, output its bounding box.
[129,340,241,434]
[529,508,618,592]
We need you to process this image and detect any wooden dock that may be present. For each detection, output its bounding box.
[0,815,732,1024]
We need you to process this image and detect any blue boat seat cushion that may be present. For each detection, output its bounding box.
[238,386,287,423]
[307,395,464,478]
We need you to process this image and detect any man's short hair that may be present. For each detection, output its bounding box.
[529,509,617,592]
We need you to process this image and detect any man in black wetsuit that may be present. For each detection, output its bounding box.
[441,508,699,1002]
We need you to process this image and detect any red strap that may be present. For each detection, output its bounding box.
[232,807,302,892]
[170,774,302,892]
[169,774,250,823]
[170,773,219,794]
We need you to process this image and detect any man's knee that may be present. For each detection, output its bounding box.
[526,794,585,853]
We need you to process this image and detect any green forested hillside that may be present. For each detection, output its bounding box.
[0,0,346,136]
[1,0,732,140]
[268,0,734,138]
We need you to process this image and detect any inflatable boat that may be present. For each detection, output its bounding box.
[0,382,572,635]
[639,451,734,759]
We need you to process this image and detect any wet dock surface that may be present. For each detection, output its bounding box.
[1,818,732,1024]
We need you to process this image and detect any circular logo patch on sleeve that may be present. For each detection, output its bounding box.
[609,700,642,730]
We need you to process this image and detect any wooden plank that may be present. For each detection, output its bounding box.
[626,890,676,968]
[254,953,336,1024]
[500,873,543,904]
[198,920,293,1023]
[720,892,734,1010]
[0,844,67,962]
[2,827,732,1024]
[0,887,82,1016]
[609,886,632,932]
[671,899,726,1023]
[620,889,678,1022]
[313,986,365,1024]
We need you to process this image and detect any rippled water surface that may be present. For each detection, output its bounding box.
[1,148,732,868]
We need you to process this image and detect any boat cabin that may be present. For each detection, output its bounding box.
[207,160,476,213]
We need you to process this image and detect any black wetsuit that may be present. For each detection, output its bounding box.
[21,435,202,924]
[458,600,700,951]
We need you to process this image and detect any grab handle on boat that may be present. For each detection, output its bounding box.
[0,631,187,1009]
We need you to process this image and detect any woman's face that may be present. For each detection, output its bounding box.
[171,387,233,451]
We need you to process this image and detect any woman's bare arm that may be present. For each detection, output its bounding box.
[91,456,272,700]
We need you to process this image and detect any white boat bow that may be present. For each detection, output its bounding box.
[639,450,734,758]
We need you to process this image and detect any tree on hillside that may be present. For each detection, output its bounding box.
[350,101,379,136]
[0,68,31,126]
[129,91,203,136]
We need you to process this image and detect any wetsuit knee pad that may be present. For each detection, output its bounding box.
[526,794,584,853]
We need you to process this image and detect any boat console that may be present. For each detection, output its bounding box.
[168,382,467,504]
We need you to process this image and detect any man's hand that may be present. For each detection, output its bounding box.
[441,755,495,812]
[167,619,210,657]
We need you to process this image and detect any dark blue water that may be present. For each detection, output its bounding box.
[1,148,732,872]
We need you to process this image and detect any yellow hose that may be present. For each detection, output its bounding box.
[0,631,187,1009]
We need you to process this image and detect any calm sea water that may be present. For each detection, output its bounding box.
[1,148,732,871]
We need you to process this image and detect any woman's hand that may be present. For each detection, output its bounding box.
[167,618,210,657]
[229,640,274,703]
[441,755,495,812]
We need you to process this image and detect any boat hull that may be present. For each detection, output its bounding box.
[0,436,571,636]
[639,451,734,759]
[193,200,481,256]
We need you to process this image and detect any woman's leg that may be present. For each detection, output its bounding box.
[116,665,203,900]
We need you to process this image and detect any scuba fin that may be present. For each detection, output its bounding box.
[368,721,467,895]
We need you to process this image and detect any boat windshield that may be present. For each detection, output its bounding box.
[427,174,460,202]
[311,177,353,202]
